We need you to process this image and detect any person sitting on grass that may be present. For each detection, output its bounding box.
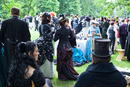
[74,38,127,87]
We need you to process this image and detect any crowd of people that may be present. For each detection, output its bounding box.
[0,7,130,87]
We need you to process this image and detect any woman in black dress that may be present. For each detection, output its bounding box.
[54,18,79,80]
[8,41,48,87]
[38,12,54,78]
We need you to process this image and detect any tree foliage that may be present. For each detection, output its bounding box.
[36,0,59,13]
[58,0,81,15]
[80,0,98,16]
[93,0,130,17]
[1,0,21,18]
[0,0,130,19]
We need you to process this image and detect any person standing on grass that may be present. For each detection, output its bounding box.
[119,20,128,49]
[54,18,79,80]
[75,39,127,87]
[85,21,101,62]
[38,12,54,79]
[0,7,31,86]
[107,22,116,54]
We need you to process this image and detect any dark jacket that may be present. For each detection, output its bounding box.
[75,62,127,87]
[1,16,31,43]
[54,26,74,48]
[125,24,130,61]
[119,24,128,36]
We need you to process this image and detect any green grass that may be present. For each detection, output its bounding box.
[30,29,130,87]
[30,29,40,41]
[111,53,130,69]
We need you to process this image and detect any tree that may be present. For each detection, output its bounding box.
[36,0,59,13]
[0,0,3,18]
[93,0,130,17]
[115,0,130,17]
[2,0,21,19]
[17,0,36,17]
[58,0,81,15]
[0,0,130,19]
[80,0,99,16]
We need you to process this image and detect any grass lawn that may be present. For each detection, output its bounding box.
[30,29,130,87]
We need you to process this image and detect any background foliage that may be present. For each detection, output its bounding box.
[0,0,130,19]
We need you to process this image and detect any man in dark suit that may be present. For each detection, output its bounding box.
[74,39,127,87]
[0,7,31,85]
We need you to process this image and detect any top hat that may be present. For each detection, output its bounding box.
[92,38,111,58]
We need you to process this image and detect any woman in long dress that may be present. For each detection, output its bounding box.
[54,18,79,80]
[85,21,101,61]
[38,12,54,78]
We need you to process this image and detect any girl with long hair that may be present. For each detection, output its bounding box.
[8,41,48,87]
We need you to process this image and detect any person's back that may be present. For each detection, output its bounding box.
[102,20,109,38]
[54,18,79,80]
[0,7,30,86]
[119,23,128,36]
[2,16,30,42]
[56,27,72,44]
[1,7,30,43]
[74,39,127,87]
[75,62,127,87]
[119,21,128,49]
[107,25,115,39]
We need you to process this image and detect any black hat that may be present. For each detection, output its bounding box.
[92,38,111,58]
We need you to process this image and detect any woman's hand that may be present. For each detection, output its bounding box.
[92,32,96,37]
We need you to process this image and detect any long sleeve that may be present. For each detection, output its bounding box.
[54,30,59,42]
[22,23,31,41]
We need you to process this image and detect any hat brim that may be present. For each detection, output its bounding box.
[92,52,111,58]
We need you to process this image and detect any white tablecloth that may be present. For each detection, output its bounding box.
[54,40,87,57]
[76,40,87,56]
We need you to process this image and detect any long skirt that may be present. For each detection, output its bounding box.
[40,59,53,78]
[57,47,79,80]
[85,38,92,61]
[85,37,101,61]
